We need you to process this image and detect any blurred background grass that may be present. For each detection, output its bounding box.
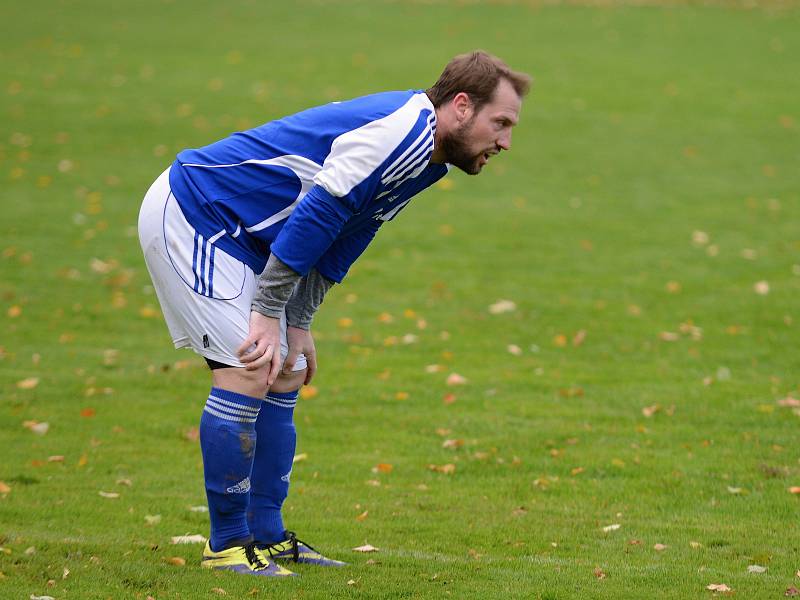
[1,1,799,598]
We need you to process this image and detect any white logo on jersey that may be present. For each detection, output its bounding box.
[280,470,292,483]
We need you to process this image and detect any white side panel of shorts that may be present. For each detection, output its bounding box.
[138,167,307,371]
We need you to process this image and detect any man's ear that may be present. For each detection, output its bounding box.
[451,92,473,123]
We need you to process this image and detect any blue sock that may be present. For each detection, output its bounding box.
[199,387,262,552]
[247,389,298,544]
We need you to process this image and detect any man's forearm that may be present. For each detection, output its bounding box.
[251,254,303,319]
[285,268,335,330]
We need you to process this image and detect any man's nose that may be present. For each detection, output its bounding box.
[497,130,512,151]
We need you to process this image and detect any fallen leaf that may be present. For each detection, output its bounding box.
[23,421,49,435]
[777,397,800,408]
[446,373,467,386]
[210,588,226,595]
[572,330,587,347]
[786,587,800,597]
[293,453,308,463]
[435,428,452,436]
[553,334,568,347]
[442,439,464,449]
[144,514,162,525]
[754,281,770,295]
[706,583,732,592]
[594,566,606,579]
[164,556,186,566]
[488,299,516,314]
[747,565,767,573]
[355,510,369,522]
[690,541,703,549]
[425,364,445,373]
[642,404,661,418]
[337,317,353,328]
[29,595,55,600]
[80,407,96,418]
[602,524,621,532]
[48,455,64,463]
[507,344,522,355]
[788,487,800,494]
[98,491,119,499]
[189,505,208,512]
[116,478,132,487]
[653,543,668,551]
[183,427,199,442]
[570,467,584,476]
[7,305,22,318]
[300,385,318,400]
[17,377,40,390]
[171,534,207,544]
[659,331,679,342]
[374,463,393,474]
[442,393,457,405]
[352,544,379,553]
[347,579,357,586]
[428,463,456,474]
[0,482,10,494]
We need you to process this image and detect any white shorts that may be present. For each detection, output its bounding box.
[137,167,307,371]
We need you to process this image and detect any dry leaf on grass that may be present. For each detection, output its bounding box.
[706,583,732,592]
[602,524,621,532]
[17,377,39,390]
[747,565,767,573]
[98,491,119,499]
[428,463,456,474]
[352,544,379,553]
[594,566,606,579]
[446,373,467,386]
[293,453,308,463]
[488,299,516,314]
[164,556,186,566]
[171,534,207,544]
[0,481,10,494]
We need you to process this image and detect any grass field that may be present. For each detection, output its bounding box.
[1,1,799,598]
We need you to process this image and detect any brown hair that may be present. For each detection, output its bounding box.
[426,50,532,111]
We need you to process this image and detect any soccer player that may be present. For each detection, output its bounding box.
[138,50,530,576]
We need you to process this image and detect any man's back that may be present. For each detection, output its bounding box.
[169,90,447,279]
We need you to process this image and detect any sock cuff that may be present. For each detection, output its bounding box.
[205,388,263,424]
[210,387,264,409]
[263,390,298,412]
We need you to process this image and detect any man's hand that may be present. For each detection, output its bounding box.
[237,311,282,385]
[284,326,317,385]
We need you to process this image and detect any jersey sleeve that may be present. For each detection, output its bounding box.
[270,99,430,276]
[314,219,382,283]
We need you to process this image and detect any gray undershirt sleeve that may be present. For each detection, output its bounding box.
[251,254,303,319]
[285,268,335,330]
[251,254,335,330]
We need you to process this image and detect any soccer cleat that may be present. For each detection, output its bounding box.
[201,541,297,576]
[259,531,347,567]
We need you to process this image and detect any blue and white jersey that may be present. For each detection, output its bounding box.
[169,90,448,283]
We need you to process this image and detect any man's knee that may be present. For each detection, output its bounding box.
[270,368,306,393]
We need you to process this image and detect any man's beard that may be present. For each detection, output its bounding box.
[439,117,484,175]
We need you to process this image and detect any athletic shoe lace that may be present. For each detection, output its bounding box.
[262,530,320,562]
[244,542,269,570]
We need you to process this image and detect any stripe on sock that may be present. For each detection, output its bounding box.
[209,394,261,415]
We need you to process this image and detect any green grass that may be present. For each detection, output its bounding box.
[2,1,799,598]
